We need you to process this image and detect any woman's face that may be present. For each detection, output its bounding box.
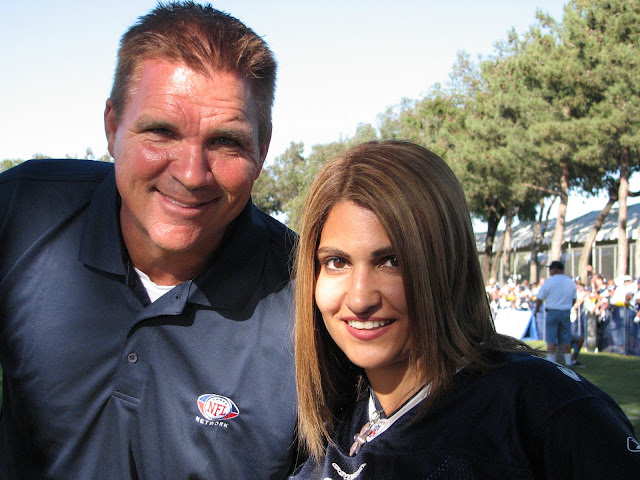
[314,201,412,379]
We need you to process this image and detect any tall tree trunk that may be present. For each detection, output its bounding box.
[501,205,518,282]
[529,196,557,284]
[635,222,640,278]
[617,148,630,276]
[529,220,541,285]
[482,203,503,283]
[628,189,640,277]
[549,161,569,262]
[491,228,506,283]
[579,195,617,282]
[482,214,499,282]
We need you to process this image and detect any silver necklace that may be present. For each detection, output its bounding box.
[349,379,428,456]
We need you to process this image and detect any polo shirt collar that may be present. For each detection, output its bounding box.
[79,171,270,311]
[189,201,268,310]
[79,169,128,277]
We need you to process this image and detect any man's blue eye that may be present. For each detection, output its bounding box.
[211,137,239,147]
[149,128,173,137]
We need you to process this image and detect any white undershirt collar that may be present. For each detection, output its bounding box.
[364,384,431,443]
[134,267,176,302]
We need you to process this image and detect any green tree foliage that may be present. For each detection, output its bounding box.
[253,141,307,216]
[561,0,640,275]
[80,147,113,162]
[2,148,112,173]
[499,12,593,263]
[442,1,636,280]
[378,51,542,280]
[1,159,24,173]
[457,47,545,279]
[253,124,379,231]
[254,0,640,282]
[378,84,462,158]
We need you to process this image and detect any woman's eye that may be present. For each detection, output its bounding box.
[325,257,347,270]
[381,256,398,268]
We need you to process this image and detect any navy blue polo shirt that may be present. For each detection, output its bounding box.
[0,160,298,479]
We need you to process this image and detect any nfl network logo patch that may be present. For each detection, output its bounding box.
[195,394,239,427]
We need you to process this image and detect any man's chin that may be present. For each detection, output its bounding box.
[147,224,223,255]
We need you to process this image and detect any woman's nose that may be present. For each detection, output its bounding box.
[345,267,382,315]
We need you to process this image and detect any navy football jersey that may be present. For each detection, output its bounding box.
[290,353,640,479]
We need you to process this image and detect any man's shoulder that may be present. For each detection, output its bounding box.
[238,204,298,287]
[252,205,297,256]
[0,158,113,184]
[0,159,115,231]
[561,274,577,289]
[537,280,550,296]
[546,274,575,287]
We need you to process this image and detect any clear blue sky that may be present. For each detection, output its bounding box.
[3,0,630,219]
[1,0,568,161]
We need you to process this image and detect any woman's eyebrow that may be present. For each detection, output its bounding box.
[372,246,394,257]
[316,246,348,257]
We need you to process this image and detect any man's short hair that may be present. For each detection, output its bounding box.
[110,1,277,145]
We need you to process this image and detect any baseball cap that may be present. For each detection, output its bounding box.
[548,261,564,270]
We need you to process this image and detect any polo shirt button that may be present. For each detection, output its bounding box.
[127,352,138,364]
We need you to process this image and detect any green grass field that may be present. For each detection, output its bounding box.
[1,352,639,433]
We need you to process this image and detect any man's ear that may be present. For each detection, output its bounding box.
[104,98,118,158]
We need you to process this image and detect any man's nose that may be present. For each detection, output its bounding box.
[169,142,214,189]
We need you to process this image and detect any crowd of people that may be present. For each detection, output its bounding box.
[486,270,640,356]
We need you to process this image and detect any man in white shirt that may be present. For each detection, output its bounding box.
[534,261,577,366]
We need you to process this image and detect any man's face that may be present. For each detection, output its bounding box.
[105,58,268,269]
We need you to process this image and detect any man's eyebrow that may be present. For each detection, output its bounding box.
[209,125,255,145]
[133,116,176,132]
